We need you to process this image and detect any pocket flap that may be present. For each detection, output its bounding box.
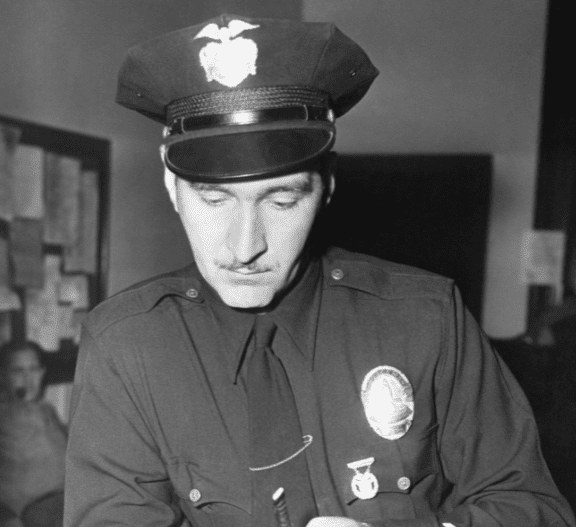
[168,460,251,514]
[338,424,439,505]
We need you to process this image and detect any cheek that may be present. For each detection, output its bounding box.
[267,207,319,257]
[275,201,321,237]
[179,209,229,262]
[276,221,311,248]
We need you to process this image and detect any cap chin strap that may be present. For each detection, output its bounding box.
[167,106,334,137]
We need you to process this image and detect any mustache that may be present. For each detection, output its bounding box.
[215,260,277,273]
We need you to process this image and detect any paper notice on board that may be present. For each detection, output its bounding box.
[58,306,84,343]
[0,311,12,344]
[0,237,9,286]
[25,255,61,351]
[0,286,21,311]
[58,274,89,309]
[44,153,81,246]
[0,124,21,221]
[64,170,99,273]
[521,230,566,286]
[13,144,44,218]
[10,217,44,288]
[0,231,21,310]
[58,305,75,339]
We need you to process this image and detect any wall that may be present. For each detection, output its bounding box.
[303,0,547,337]
[0,0,301,418]
[0,0,301,299]
[0,0,548,343]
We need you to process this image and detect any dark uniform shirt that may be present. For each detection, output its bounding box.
[64,248,575,527]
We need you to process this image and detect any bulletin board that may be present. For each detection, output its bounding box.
[0,116,110,384]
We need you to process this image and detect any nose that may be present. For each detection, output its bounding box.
[227,204,267,264]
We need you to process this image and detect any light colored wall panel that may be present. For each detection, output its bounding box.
[303,0,548,337]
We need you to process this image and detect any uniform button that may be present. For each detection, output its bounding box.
[331,268,344,280]
[397,476,411,490]
[186,288,199,298]
[189,489,201,502]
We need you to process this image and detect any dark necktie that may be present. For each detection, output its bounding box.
[247,315,317,527]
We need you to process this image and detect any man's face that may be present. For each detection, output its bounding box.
[6,348,45,402]
[166,170,332,309]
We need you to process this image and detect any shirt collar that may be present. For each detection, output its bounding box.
[268,255,322,366]
[194,257,323,383]
[194,271,254,384]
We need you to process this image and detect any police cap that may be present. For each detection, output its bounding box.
[116,15,378,181]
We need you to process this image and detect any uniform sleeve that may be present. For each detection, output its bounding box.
[64,325,186,527]
[431,285,575,527]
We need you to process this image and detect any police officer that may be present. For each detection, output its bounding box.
[64,15,575,527]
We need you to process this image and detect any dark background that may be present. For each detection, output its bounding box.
[321,154,492,320]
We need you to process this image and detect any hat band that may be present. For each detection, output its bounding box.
[167,106,334,137]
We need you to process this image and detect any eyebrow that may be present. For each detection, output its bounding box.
[188,177,315,198]
[188,182,234,193]
[258,180,314,196]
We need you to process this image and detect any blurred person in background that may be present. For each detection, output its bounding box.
[0,341,67,527]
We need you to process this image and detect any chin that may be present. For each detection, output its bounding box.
[217,285,278,310]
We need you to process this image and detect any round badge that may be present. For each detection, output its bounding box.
[361,365,414,440]
[351,471,379,500]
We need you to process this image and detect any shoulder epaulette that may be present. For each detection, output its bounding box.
[323,248,453,301]
[85,264,201,335]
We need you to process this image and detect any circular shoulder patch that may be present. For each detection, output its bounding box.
[361,366,414,440]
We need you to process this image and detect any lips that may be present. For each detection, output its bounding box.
[227,270,270,283]
[232,268,266,275]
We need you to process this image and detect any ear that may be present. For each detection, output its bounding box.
[325,172,336,206]
[163,167,179,213]
[323,151,337,206]
[160,144,179,213]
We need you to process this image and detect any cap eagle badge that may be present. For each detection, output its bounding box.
[194,20,260,88]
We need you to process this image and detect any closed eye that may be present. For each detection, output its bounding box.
[267,192,303,210]
[198,191,232,206]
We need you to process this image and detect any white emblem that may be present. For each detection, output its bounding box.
[347,457,379,500]
[361,366,414,440]
[194,20,260,88]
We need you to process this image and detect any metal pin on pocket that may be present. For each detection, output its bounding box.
[347,457,379,500]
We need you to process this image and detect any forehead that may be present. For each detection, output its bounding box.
[186,171,321,195]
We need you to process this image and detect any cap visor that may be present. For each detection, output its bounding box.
[164,124,335,181]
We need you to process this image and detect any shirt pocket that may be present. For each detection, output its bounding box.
[338,423,440,520]
[167,459,252,521]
